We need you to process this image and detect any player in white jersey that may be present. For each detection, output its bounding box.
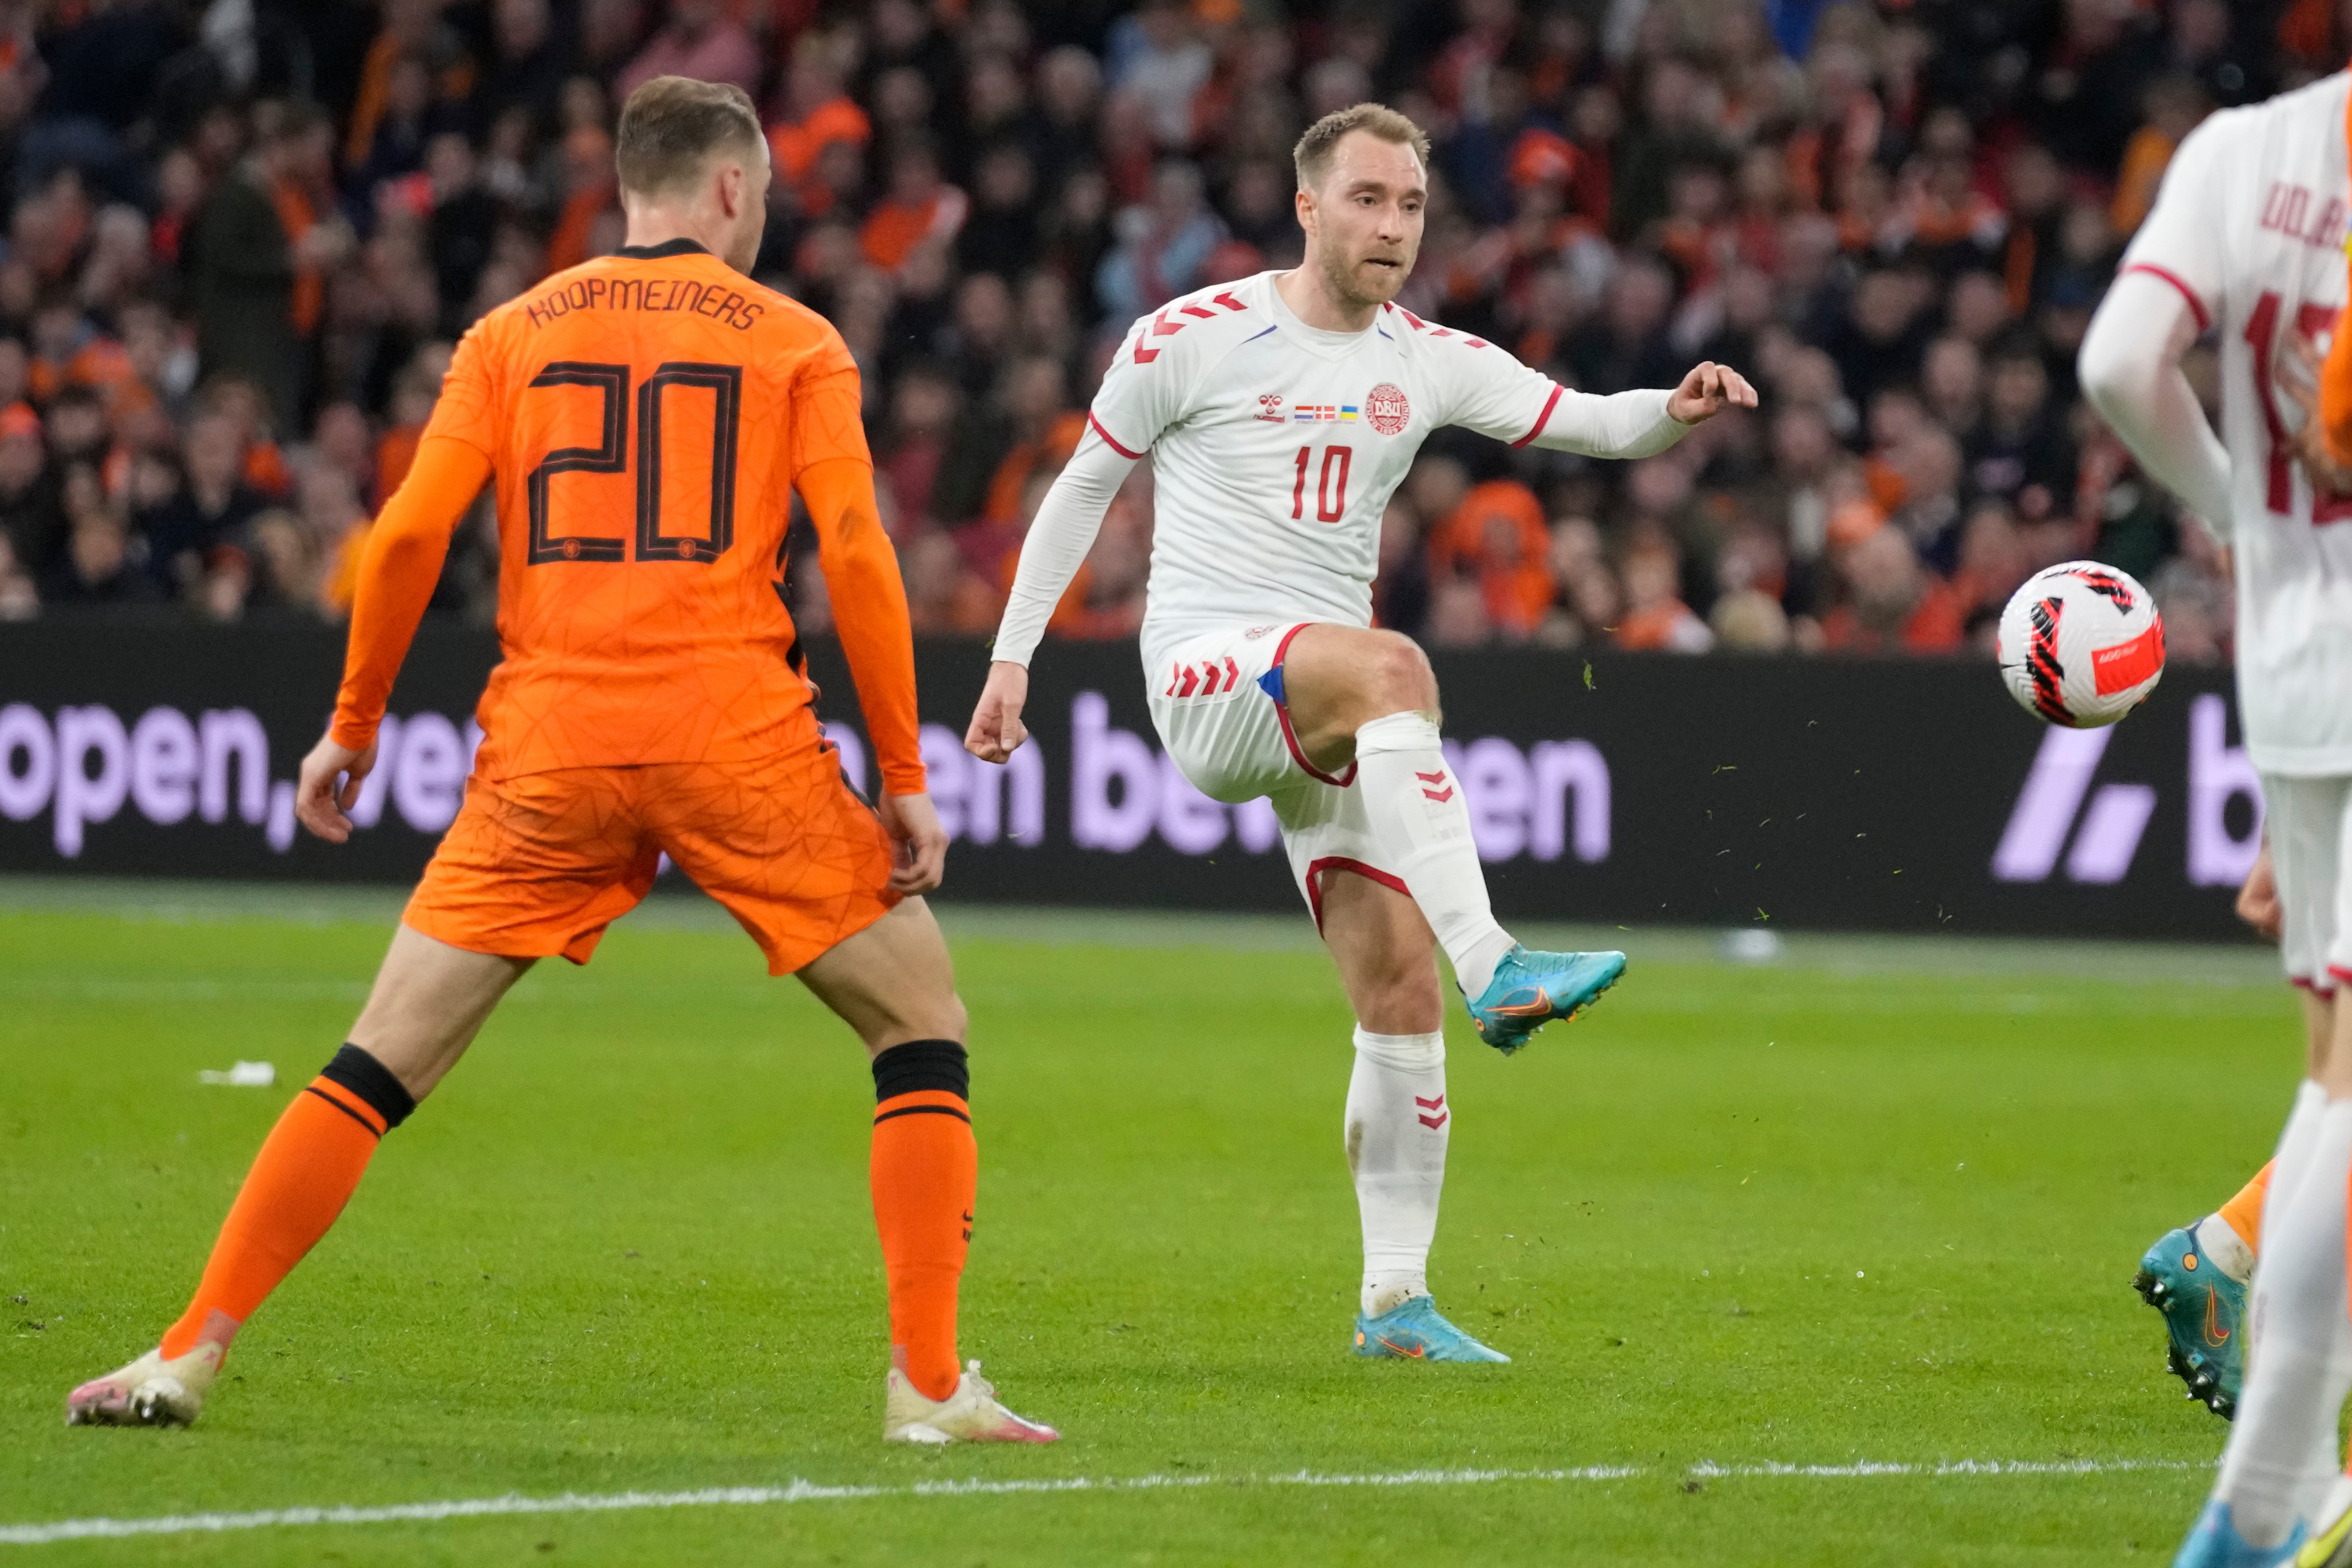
[963,103,1754,1364]
[2076,68,2352,1568]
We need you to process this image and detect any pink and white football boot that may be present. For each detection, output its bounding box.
[883,1354,1059,1444]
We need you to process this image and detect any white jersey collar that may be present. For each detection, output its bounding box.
[1258,270,1382,361]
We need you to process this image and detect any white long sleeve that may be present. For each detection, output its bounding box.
[2078,268,2232,535]
[1525,386,1689,460]
[991,429,1139,668]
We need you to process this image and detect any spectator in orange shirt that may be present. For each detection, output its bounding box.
[1614,540,1714,652]
[862,142,967,273]
[1427,478,1556,639]
[1817,524,1965,654]
[769,37,870,210]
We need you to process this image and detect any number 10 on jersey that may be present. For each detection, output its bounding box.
[1291,444,1352,523]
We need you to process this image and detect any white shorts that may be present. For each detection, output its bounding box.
[2263,772,2352,994]
[1146,622,1401,926]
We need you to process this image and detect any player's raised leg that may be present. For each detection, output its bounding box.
[1316,868,1508,1363]
[1279,624,1624,1052]
[797,898,1056,1444]
[66,927,531,1426]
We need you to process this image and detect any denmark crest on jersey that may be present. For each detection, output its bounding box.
[1365,382,1410,435]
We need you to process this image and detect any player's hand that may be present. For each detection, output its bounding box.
[295,732,376,845]
[2278,330,2352,499]
[963,660,1030,763]
[2237,841,2282,944]
[879,791,948,896]
[1666,361,1759,425]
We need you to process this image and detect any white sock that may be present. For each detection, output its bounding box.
[2194,1213,2257,1287]
[1346,1026,1448,1318]
[2272,1082,2330,1239]
[2248,1082,2330,1349]
[1353,712,1515,996]
[2214,1098,2352,1547]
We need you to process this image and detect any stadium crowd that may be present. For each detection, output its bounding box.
[0,0,2314,662]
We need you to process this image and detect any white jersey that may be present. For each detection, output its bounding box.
[994,270,1685,671]
[2123,71,2352,774]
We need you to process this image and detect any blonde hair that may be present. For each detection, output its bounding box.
[614,76,763,197]
[1293,102,1431,191]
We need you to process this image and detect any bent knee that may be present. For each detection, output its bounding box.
[1364,633,1438,714]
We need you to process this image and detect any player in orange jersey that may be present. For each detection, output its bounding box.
[64,77,1054,1446]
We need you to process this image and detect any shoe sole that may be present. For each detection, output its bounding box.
[2132,1268,2235,1420]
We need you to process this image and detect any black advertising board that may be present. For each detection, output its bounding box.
[0,622,2262,940]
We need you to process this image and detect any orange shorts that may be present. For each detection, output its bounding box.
[404,734,899,976]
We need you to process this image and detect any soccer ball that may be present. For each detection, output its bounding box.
[1995,561,2166,727]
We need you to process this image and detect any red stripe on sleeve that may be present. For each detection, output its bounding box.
[1087,411,1145,459]
[2123,263,2212,334]
[1511,384,1565,448]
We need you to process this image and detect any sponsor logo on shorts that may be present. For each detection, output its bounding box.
[1366,383,1410,435]
[1243,625,1277,639]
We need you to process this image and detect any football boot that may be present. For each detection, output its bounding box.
[66,1340,226,1428]
[1352,1294,1511,1363]
[1465,946,1627,1055]
[2175,1500,2303,1568]
[2137,1223,2246,1419]
[883,1356,1059,1444]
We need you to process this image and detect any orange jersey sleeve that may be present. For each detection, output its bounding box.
[417,241,923,787]
[790,335,922,796]
[327,432,492,752]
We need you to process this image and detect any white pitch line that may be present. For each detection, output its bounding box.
[0,1459,2207,1547]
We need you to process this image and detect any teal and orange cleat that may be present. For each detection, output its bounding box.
[1352,1295,1511,1363]
[1465,946,1627,1054]
[2137,1224,2246,1420]
[2175,1500,2304,1568]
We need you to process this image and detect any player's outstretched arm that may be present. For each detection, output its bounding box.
[1664,361,1759,425]
[963,430,1137,761]
[301,434,492,843]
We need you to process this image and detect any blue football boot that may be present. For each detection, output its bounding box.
[2137,1224,2246,1420]
[1465,946,1627,1054]
[1352,1295,1511,1363]
[2174,1500,2303,1568]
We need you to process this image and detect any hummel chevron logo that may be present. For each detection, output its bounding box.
[1132,291,1248,363]
[1165,657,1245,697]
[1415,1094,1448,1129]
[1416,769,1454,803]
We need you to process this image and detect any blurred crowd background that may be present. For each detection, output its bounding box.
[0,0,2316,662]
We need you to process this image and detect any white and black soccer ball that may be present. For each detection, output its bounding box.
[1995,561,2166,728]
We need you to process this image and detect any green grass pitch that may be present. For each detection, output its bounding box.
[0,879,2299,1564]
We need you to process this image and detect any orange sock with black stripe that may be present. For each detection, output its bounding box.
[2217,1160,2277,1252]
[870,1039,975,1403]
[158,1046,415,1360]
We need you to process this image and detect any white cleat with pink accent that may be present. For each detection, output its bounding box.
[883,1357,1059,1444]
[65,1341,225,1428]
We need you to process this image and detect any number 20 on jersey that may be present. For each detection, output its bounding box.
[525,359,744,564]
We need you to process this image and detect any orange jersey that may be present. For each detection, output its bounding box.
[331,239,924,794]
